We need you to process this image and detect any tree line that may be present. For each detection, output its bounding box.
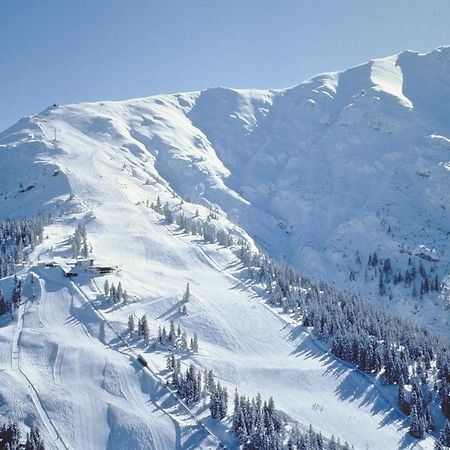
[164,355,351,449]
[350,250,441,299]
[155,201,450,441]
[104,280,129,304]
[72,222,89,258]
[237,244,450,440]
[0,216,46,279]
[0,276,23,317]
[0,421,45,450]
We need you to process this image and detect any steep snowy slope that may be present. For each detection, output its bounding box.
[3,47,449,334]
[187,48,450,335]
[0,139,423,449]
[0,47,449,449]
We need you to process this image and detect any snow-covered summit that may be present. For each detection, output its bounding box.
[5,47,449,331]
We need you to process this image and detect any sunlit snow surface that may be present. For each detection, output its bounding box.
[0,47,448,449]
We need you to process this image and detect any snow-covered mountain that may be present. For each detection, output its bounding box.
[4,46,450,333]
[0,47,449,449]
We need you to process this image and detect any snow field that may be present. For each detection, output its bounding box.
[1,46,450,449]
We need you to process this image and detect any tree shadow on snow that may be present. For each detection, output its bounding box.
[335,370,405,428]
[288,329,331,364]
[289,328,403,428]
[225,259,241,270]
[131,361,222,449]
[180,428,221,450]
[397,430,422,449]
[156,300,186,320]
[229,278,254,292]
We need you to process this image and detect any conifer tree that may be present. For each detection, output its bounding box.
[169,321,177,346]
[104,279,110,297]
[0,290,7,316]
[116,282,123,302]
[109,284,116,303]
[183,282,190,303]
[139,315,149,341]
[164,202,174,224]
[398,384,410,415]
[127,314,135,334]
[166,354,174,371]
[156,196,162,213]
[409,405,425,438]
[25,423,45,450]
[439,421,450,447]
[180,332,188,349]
[190,332,199,353]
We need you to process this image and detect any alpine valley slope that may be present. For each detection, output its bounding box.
[0,47,448,449]
[3,46,450,335]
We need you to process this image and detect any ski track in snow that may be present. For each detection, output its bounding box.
[10,265,218,450]
[12,291,69,450]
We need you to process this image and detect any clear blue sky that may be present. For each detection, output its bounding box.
[1,0,450,131]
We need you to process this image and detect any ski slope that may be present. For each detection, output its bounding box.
[0,46,448,449]
[0,261,224,449]
[0,206,424,449]
[0,162,429,449]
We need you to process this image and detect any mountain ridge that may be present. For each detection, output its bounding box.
[1,46,450,335]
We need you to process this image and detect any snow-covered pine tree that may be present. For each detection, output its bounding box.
[398,384,410,415]
[82,234,89,258]
[183,282,190,303]
[156,196,162,213]
[166,354,174,371]
[109,284,116,303]
[190,332,199,353]
[104,279,110,297]
[173,359,181,388]
[25,423,45,450]
[163,202,173,224]
[439,421,450,447]
[180,332,188,349]
[127,314,135,334]
[409,405,426,438]
[138,315,149,342]
[169,321,177,346]
[116,282,123,302]
[0,290,8,316]
[209,381,228,420]
[11,276,22,310]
